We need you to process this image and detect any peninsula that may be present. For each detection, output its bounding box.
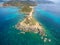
[15,6,45,36]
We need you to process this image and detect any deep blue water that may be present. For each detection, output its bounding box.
[34,4,60,45]
[0,4,60,45]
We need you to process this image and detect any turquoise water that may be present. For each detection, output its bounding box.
[0,5,60,45]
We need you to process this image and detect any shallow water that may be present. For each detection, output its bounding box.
[0,4,60,45]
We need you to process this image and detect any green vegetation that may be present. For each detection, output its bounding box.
[4,1,37,7]
[21,6,32,13]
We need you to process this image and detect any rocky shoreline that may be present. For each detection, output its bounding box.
[15,6,52,42]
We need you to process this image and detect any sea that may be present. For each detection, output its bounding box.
[0,4,60,45]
